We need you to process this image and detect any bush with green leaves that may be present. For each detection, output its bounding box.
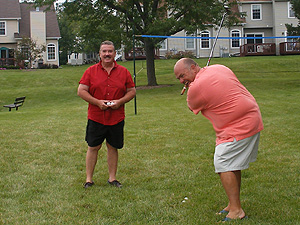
[165,51,195,59]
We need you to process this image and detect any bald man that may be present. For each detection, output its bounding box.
[174,58,263,222]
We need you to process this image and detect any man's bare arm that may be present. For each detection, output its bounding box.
[77,84,109,110]
[109,87,136,110]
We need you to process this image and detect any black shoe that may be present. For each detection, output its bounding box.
[84,181,94,188]
[108,180,122,188]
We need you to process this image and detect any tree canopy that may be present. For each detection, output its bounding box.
[291,0,300,19]
[286,0,300,40]
[36,0,236,86]
[15,37,46,68]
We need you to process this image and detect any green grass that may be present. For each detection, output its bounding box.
[0,56,300,224]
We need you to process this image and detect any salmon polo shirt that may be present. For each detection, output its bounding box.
[79,61,135,125]
[187,64,263,145]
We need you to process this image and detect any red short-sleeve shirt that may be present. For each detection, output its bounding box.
[79,61,135,125]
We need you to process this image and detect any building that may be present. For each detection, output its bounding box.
[0,0,61,68]
[159,0,300,58]
[67,52,98,66]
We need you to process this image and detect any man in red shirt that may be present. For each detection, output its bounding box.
[174,58,263,222]
[78,40,136,188]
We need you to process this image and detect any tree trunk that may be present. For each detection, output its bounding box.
[144,39,158,86]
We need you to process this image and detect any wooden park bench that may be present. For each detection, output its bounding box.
[3,96,26,111]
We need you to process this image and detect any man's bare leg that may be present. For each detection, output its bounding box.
[86,145,101,183]
[219,171,245,219]
[220,170,241,212]
[106,142,118,182]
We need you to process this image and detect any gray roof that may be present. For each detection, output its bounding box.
[0,0,21,19]
[1,1,60,39]
[18,3,30,38]
[45,6,61,38]
[19,3,60,38]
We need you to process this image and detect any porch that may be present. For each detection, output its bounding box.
[125,47,160,60]
[0,47,16,67]
[240,43,276,57]
[0,58,15,67]
[279,42,300,55]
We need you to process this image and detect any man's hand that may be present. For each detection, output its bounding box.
[78,84,135,111]
[98,100,110,110]
[106,87,136,110]
[106,100,121,110]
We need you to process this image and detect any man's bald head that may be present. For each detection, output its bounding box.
[174,58,200,86]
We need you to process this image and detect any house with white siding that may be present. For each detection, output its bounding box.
[159,0,299,58]
[0,0,61,68]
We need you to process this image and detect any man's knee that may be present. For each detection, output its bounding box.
[88,144,102,152]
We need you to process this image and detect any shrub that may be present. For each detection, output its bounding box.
[165,51,174,59]
[39,64,58,69]
[181,51,195,58]
[164,51,195,59]
[39,64,50,69]
[0,65,21,70]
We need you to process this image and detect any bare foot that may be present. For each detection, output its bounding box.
[226,209,245,219]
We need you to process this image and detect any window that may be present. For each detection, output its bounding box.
[47,43,56,60]
[9,49,14,58]
[185,33,195,50]
[251,4,261,20]
[231,30,241,48]
[159,39,167,50]
[0,21,6,35]
[200,31,210,49]
[288,2,295,18]
[246,34,263,44]
[0,49,6,58]
[284,30,298,51]
[21,46,29,59]
[246,33,263,53]
[284,31,297,42]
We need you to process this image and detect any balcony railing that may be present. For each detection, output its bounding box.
[240,43,276,57]
[0,58,15,67]
[125,47,160,60]
[279,42,300,55]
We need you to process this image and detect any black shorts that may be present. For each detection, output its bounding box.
[85,119,124,149]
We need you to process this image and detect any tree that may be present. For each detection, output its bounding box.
[55,0,123,64]
[15,37,46,68]
[291,0,300,19]
[57,18,76,65]
[35,0,237,86]
[56,5,78,65]
[100,0,235,86]
[63,0,123,52]
[286,0,300,40]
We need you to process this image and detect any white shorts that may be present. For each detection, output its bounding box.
[214,132,260,173]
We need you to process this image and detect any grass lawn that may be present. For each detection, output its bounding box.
[0,56,299,224]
